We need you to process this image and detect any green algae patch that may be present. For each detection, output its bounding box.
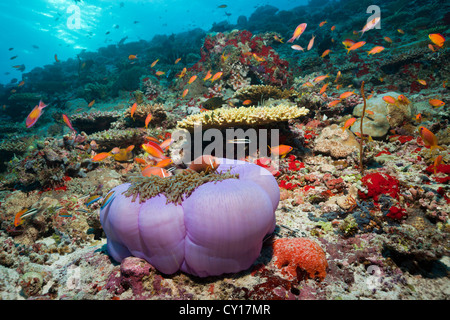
[123,170,239,205]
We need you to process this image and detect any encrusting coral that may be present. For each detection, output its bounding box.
[177,103,309,130]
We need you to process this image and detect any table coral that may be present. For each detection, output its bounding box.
[272,238,328,282]
[176,103,309,130]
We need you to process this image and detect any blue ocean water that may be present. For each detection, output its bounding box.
[0,0,306,85]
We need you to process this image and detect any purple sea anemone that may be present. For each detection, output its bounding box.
[100,158,279,277]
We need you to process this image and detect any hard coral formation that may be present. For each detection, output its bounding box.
[177,103,309,130]
[313,124,360,159]
[233,85,299,103]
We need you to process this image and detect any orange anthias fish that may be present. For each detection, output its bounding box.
[331,25,336,31]
[178,67,187,79]
[307,35,316,51]
[397,94,410,105]
[151,59,159,68]
[418,126,445,152]
[397,29,405,34]
[203,70,212,81]
[252,53,265,62]
[18,80,25,87]
[328,99,342,107]
[347,41,366,54]
[175,58,181,64]
[314,74,329,83]
[382,95,398,105]
[432,155,443,175]
[130,102,137,119]
[88,99,95,107]
[268,145,293,158]
[319,83,329,94]
[142,142,165,159]
[417,79,427,86]
[155,71,165,76]
[188,75,197,84]
[321,49,331,58]
[429,33,445,48]
[415,113,422,123]
[335,70,341,83]
[367,46,385,55]
[342,39,356,48]
[243,99,252,105]
[319,21,327,27]
[25,100,47,128]
[145,112,152,128]
[128,54,138,60]
[339,91,355,99]
[54,54,60,62]
[155,158,173,168]
[429,99,445,108]
[210,71,223,82]
[287,23,307,43]
[341,117,356,132]
[182,88,189,98]
[134,157,147,165]
[62,114,76,132]
[273,35,284,43]
[92,152,112,162]
[384,36,393,43]
[14,208,28,227]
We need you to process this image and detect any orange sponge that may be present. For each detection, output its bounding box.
[272,238,328,281]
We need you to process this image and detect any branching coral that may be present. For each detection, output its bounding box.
[177,103,309,130]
